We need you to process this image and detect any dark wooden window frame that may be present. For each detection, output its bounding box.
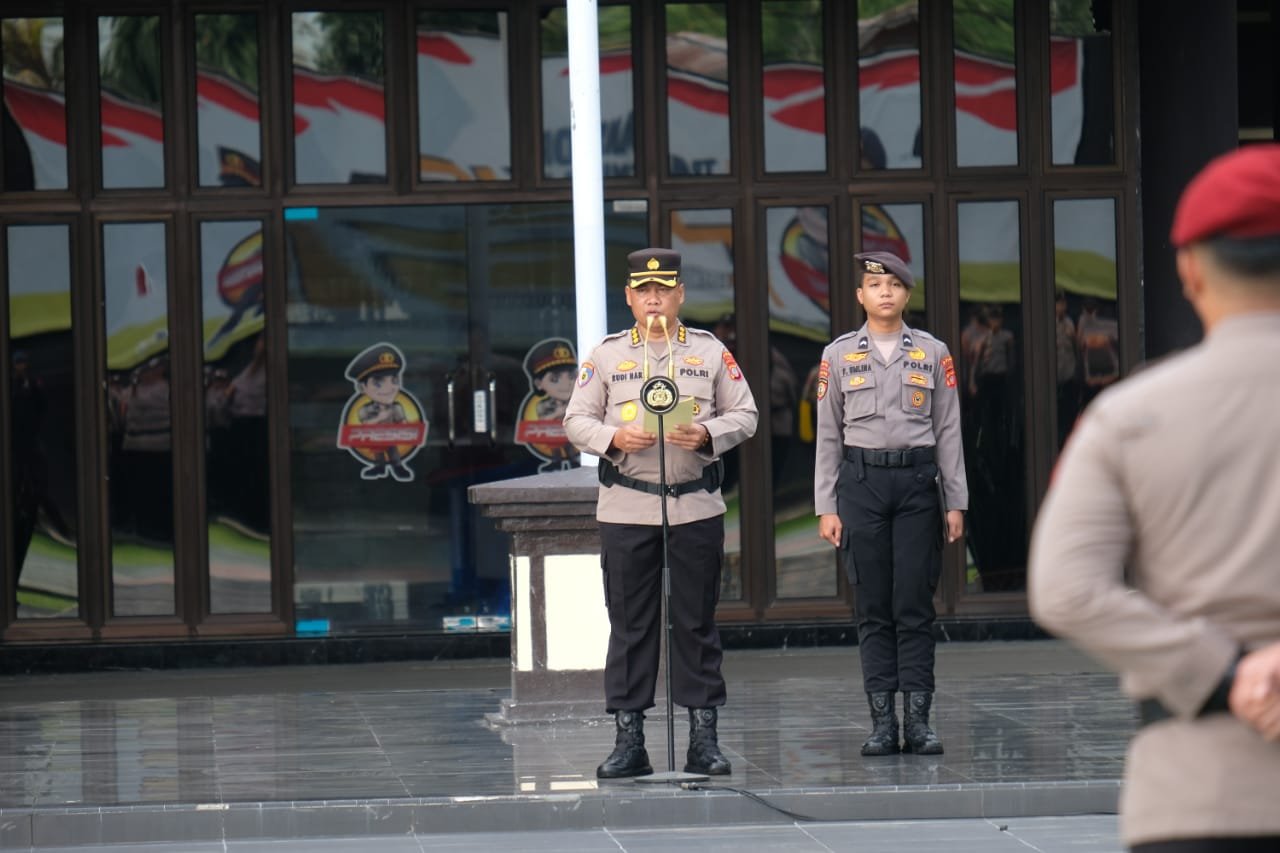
[0,0,1142,642]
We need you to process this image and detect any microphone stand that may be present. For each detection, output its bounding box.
[635,364,708,785]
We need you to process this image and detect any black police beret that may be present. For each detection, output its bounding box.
[855,251,914,289]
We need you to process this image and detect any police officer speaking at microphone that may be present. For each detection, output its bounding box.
[564,248,758,780]
[814,251,967,757]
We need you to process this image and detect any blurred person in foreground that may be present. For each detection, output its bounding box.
[1029,144,1280,853]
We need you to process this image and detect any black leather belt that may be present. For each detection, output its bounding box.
[1137,699,1172,727]
[1137,654,1240,728]
[844,446,936,467]
[598,458,724,498]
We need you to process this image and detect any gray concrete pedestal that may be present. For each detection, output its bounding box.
[469,466,614,724]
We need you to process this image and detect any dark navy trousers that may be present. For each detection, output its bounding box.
[598,517,726,713]
[837,456,942,694]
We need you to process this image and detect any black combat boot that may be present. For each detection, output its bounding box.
[860,691,901,756]
[902,691,944,755]
[596,710,653,779]
[684,707,731,775]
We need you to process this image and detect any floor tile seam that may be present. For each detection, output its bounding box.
[0,777,1127,815]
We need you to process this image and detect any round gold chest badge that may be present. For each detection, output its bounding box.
[641,376,679,414]
[911,389,925,408]
[621,401,638,422]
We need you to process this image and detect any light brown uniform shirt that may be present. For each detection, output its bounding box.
[813,323,967,516]
[1028,313,1280,845]
[564,323,758,525]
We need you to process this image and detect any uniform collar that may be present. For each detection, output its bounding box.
[629,322,688,347]
[854,323,915,364]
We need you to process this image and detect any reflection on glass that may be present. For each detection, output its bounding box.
[952,0,1017,168]
[762,1,825,173]
[195,14,262,188]
[862,202,926,328]
[2,18,67,190]
[764,206,831,598]
[857,1,921,170]
[1050,1,1114,165]
[98,16,165,189]
[103,222,173,615]
[291,11,386,184]
[666,4,730,176]
[669,208,741,599]
[956,201,1024,593]
[540,6,633,180]
[8,225,79,618]
[286,202,646,633]
[419,11,511,182]
[201,221,271,614]
[1053,198,1118,448]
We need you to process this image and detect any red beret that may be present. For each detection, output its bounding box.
[1170,144,1280,247]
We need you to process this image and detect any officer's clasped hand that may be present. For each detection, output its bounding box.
[612,425,657,454]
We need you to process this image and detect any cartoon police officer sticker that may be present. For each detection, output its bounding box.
[515,337,580,471]
[336,343,428,482]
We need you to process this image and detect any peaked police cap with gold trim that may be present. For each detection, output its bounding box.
[345,344,404,382]
[627,247,681,288]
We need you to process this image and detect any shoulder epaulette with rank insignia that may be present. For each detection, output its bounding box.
[828,330,861,347]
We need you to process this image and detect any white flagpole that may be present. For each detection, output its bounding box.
[567,0,607,468]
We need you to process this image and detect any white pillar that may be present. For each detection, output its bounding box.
[567,0,608,468]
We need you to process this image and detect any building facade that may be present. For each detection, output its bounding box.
[0,1,1257,648]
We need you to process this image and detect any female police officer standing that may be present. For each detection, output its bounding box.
[814,251,967,756]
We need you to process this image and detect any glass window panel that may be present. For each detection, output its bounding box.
[1050,1,1114,165]
[952,0,1018,168]
[857,1,921,170]
[764,206,832,598]
[1053,198,1118,449]
[200,220,271,614]
[418,10,512,182]
[540,6,634,180]
[861,201,926,327]
[285,202,646,633]
[956,200,1025,593]
[291,11,386,185]
[103,221,173,615]
[666,4,730,176]
[8,224,79,618]
[669,208,741,600]
[195,14,262,188]
[98,16,165,189]
[762,1,825,173]
[2,18,67,191]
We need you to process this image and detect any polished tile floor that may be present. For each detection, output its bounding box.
[0,642,1132,811]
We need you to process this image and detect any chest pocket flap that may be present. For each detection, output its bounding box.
[901,370,934,417]
[843,370,877,420]
[610,379,644,424]
[678,375,716,404]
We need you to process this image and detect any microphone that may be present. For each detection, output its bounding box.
[643,315,655,379]
[658,315,674,380]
